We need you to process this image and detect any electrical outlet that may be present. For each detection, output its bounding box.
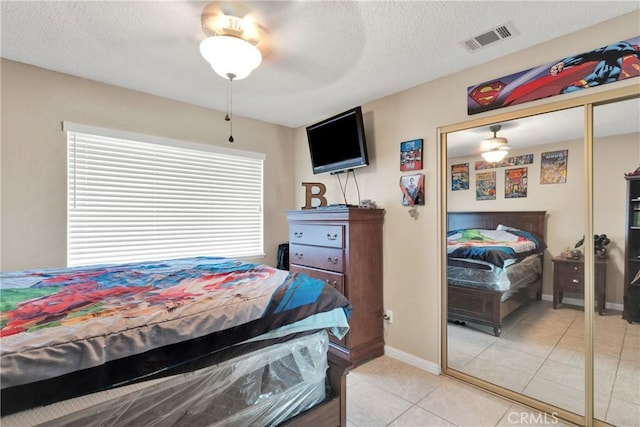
[383,309,393,323]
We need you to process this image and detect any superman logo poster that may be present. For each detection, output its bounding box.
[467,35,640,115]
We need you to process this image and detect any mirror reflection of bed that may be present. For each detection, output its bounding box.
[444,108,588,414]
[447,211,546,338]
[444,99,640,423]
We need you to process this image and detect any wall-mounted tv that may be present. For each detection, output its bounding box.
[306,106,369,175]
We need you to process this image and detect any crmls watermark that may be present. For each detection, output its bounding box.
[507,412,559,425]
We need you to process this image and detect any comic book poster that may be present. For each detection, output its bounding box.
[475,171,496,200]
[540,150,568,184]
[400,173,425,206]
[505,167,528,198]
[451,163,469,191]
[400,139,423,171]
[467,35,640,115]
[474,154,534,170]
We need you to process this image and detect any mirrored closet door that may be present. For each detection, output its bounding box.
[445,107,586,416]
[593,98,640,426]
[441,87,639,426]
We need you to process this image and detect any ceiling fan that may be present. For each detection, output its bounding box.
[193,1,363,135]
[198,2,271,81]
[480,125,510,162]
[198,2,272,142]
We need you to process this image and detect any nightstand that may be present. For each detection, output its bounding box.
[552,256,607,315]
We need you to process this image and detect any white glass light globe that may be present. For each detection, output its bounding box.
[481,148,509,163]
[200,35,262,80]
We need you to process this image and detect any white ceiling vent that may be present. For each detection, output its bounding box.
[462,22,518,52]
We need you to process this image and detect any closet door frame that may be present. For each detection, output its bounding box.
[439,84,639,427]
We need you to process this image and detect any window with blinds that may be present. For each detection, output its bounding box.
[65,122,265,267]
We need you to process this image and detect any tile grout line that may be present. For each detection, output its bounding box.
[601,320,627,421]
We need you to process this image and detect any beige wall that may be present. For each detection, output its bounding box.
[1,59,295,271]
[293,11,640,364]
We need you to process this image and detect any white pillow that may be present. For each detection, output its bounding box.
[496,224,519,232]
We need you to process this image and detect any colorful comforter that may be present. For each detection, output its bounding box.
[447,228,544,268]
[0,257,350,390]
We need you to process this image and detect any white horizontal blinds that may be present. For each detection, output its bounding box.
[67,128,264,267]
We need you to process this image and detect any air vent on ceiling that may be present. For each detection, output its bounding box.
[462,22,518,52]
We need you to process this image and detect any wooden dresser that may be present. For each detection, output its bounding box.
[286,207,384,367]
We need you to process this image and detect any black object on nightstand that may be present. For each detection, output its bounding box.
[552,256,607,315]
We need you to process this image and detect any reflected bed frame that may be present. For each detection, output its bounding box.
[447,211,546,337]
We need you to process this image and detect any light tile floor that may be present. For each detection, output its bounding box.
[347,355,573,427]
[446,300,640,427]
[346,301,640,426]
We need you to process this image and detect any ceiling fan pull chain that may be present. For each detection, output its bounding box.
[226,73,235,142]
[225,76,231,121]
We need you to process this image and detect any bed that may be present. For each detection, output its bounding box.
[0,256,352,426]
[447,211,547,337]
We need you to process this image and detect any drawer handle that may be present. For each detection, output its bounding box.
[294,232,303,238]
[572,279,579,283]
[327,257,339,265]
[573,266,579,271]
[326,280,338,287]
[326,233,338,241]
[294,253,304,259]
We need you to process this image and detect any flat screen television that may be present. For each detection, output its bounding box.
[306,106,369,175]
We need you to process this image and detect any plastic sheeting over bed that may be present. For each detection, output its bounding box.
[0,257,350,415]
[447,254,542,293]
[2,330,331,427]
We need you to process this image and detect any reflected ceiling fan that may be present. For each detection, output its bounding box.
[480,125,510,162]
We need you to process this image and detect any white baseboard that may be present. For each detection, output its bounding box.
[384,345,441,375]
[540,293,623,312]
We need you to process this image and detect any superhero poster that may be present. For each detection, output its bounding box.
[540,150,568,184]
[400,139,423,171]
[505,167,528,199]
[451,163,469,191]
[475,154,534,171]
[400,173,425,206]
[467,36,640,115]
[475,171,496,201]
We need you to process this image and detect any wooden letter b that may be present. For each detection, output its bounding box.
[302,182,328,209]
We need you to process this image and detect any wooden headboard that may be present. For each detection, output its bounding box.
[447,211,547,238]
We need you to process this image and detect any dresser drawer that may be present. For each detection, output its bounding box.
[558,272,583,291]
[289,224,344,248]
[290,265,345,295]
[556,262,584,275]
[289,244,344,272]
[556,262,584,291]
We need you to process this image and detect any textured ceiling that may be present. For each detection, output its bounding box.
[2,1,639,129]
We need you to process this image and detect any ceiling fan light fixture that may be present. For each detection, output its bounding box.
[198,3,268,143]
[481,147,509,163]
[200,35,262,81]
[480,124,510,162]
